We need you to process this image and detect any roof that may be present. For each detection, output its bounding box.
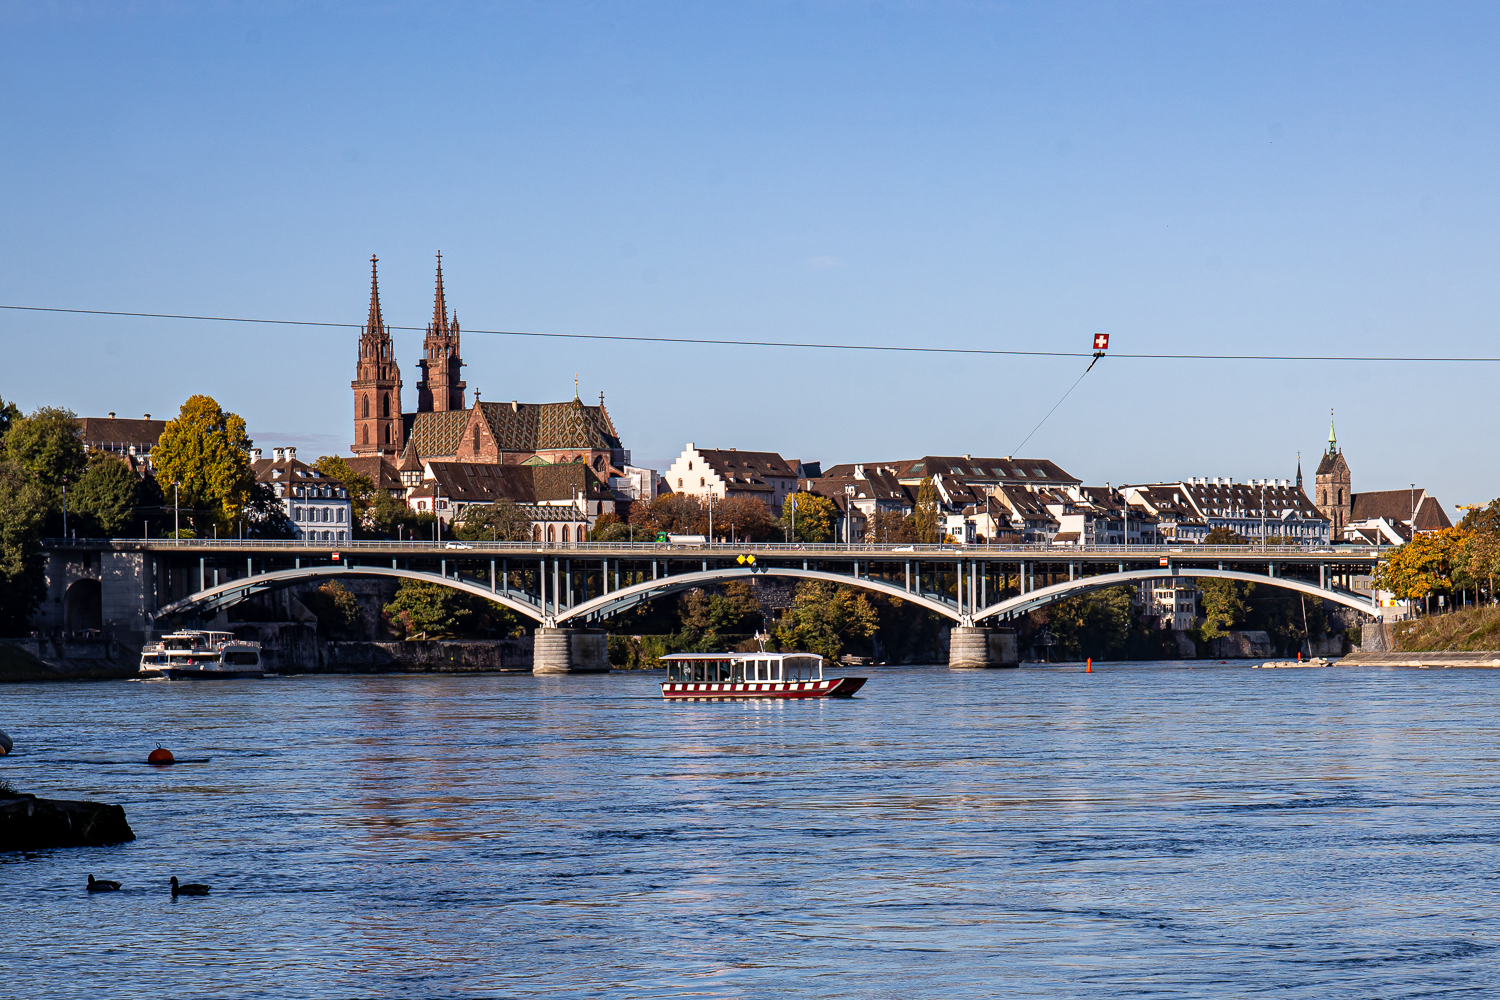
[1351,489,1452,530]
[694,449,798,487]
[823,456,1080,487]
[79,416,167,450]
[250,457,347,498]
[799,471,912,505]
[420,461,613,505]
[1131,481,1324,522]
[344,456,402,491]
[403,399,622,460]
[1316,450,1350,478]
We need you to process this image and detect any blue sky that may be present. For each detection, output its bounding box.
[3,1,1498,506]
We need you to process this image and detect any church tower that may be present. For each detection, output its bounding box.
[415,252,466,412]
[1314,411,1352,537]
[351,256,404,457]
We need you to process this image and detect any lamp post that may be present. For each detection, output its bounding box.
[173,483,179,542]
[61,480,68,539]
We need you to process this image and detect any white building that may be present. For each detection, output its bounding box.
[665,443,799,512]
[250,447,353,542]
[1137,577,1199,630]
[609,465,660,505]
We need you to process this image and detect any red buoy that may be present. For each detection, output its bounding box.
[147,747,176,766]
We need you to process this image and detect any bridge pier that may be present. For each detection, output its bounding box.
[948,626,1018,669]
[532,627,610,675]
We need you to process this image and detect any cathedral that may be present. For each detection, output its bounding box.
[347,255,628,512]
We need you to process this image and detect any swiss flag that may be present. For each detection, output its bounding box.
[1093,333,1110,351]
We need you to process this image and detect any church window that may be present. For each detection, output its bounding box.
[533,525,541,542]
[384,425,391,444]
[362,426,369,445]
[363,396,370,419]
[1338,489,1344,505]
[547,525,556,543]
[382,394,390,418]
[562,525,571,543]
[473,426,480,451]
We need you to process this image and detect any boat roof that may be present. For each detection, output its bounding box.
[658,651,821,661]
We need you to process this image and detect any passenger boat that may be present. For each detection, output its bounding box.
[139,630,264,679]
[658,650,866,700]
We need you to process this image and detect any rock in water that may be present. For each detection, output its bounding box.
[0,790,135,851]
[0,728,12,755]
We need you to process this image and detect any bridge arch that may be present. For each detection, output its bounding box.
[151,565,546,624]
[976,568,1374,622]
[556,566,961,626]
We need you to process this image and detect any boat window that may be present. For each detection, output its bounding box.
[731,660,745,682]
[225,651,259,665]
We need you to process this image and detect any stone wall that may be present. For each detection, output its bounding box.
[0,637,138,681]
[1207,630,1274,658]
[320,638,534,674]
[1361,622,1395,653]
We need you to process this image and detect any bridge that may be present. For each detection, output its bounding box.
[37,537,1390,669]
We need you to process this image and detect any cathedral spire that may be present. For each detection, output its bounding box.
[1296,451,1303,491]
[366,254,384,333]
[1327,409,1338,455]
[352,254,403,457]
[432,251,449,335]
[416,251,465,412]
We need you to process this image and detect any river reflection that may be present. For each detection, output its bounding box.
[2,663,1498,998]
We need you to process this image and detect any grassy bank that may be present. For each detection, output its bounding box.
[1393,606,1500,652]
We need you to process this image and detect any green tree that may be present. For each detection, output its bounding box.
[589,511,635,542]
[313,455,377,526]
[0,461,48,633]
[303,581,364,638]
[780,491,835,542]
[771,580,878,660]
[69,451,140,536]
[3,406,86,489]
[453,500,534,542]
[912,477,942,544]
[381,579,518,639]
[680,581,761,636]
[1197,577,1254,639]
[366,490,437,540]
[1205,526,1249,545]
[0,395,21,447]
[152,395,254,534]
[244,480,296,539]
[1038,585,1137,659]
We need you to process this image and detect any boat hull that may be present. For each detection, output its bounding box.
[140,667,265,680]
[661,676,866,700]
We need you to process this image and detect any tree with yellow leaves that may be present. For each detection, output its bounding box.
[1373,526,1467,615]
[152,395,255,536]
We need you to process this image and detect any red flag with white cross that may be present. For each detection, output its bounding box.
[1093,333,1109,351]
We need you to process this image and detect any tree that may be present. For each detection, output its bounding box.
[627,499,662,537]
[780,492,835,542]
[1197,577,1254,639]
[771,580,878,661]
[0,395,21,447]
[2,406,86,490]
[867,509,918,544]
[714,496,778,542]
[0,460,48,634]
[303,581,364,638]
[1205,526,1249,545]
[453,500,534,542]
[1457,530,1500,605]
[1373,527,1464,613]
[69,452,140,537]
[381,579,518,639]
[912,477,942,544]
[589,511,636,542]
[680,581,761,636]
[366,490,437,540]
[1039,585,1137,659]
[650,493,707,534]
[152,395,254,534]
[313,455,377,525]
[244,480,296,539]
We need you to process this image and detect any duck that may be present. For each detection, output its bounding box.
[87,874,121,892]
[170,876,210,897]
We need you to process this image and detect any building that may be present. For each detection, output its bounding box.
[250,447,353,542]
[609,465,660,505]
[403,459,614,526]
[1315,415,1353,535]
[346,254,633,511]
[665,444,800,512]
[1123,477,1328,544]
[1138,577,1199,630]
[78,413,167,473]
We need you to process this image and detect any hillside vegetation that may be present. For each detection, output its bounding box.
[1393,606,1500,652]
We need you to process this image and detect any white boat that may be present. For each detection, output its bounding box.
[658,650,866,700]
[139,630,264,679]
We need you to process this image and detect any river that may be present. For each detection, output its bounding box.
[1,663,1497,998]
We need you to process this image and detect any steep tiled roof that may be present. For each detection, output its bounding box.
[824,456,1080,487]
[422,461,614,505]
[344,456,402,491]
[405,400,623,458]
[79,416,167,450]
[1316,450,1350,477]
[1351,490,1452,530]
[696,449,798,487]
[404,409,470,460]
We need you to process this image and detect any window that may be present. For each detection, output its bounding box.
[293,507,303,521]
[677,478,683,488]
[363,395,370,419]
[547,525,556,543]
[473,426,480,451]
[700,477,705,487]
[337,509,345,523]
[562,525,571,543]
[362,426,369,445]
[688,461,693,470]
[381,394,389,418]
[384,425,391,444]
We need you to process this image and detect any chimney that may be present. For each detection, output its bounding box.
[250,448,262,462]
[108,411,116,418]
[511,400,518,412]
[854,464,865,479]
[143,413,150,419]
[272,448,285,463]
[286,446,297,461]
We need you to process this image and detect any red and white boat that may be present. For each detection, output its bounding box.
[659,651,866,701]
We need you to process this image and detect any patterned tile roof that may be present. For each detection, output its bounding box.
[404,400,622,459]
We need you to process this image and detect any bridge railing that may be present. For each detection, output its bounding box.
[41,538,1394,558]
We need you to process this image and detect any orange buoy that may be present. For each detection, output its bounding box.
[1086,658,1092,673]
[147,747,176,766]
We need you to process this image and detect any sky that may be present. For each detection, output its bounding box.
[2,1,1498,507]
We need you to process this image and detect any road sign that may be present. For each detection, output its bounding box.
[1159,556,1169,567]
[332,551,340,560]
[1094,333,1110,351]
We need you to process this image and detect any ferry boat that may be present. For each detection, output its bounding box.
[139,630,264,680]
[658,650,865,700]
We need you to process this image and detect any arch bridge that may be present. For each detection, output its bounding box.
[109,538,1387,630]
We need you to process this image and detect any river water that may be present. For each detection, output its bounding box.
[2,663,1498,998]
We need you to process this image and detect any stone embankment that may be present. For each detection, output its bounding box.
[0,790,135,851]
[0,637,139,681]
[1340,651,1500,668]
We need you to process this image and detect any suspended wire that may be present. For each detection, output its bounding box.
[2,302,1498,362]
[1011,358,1099,456]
